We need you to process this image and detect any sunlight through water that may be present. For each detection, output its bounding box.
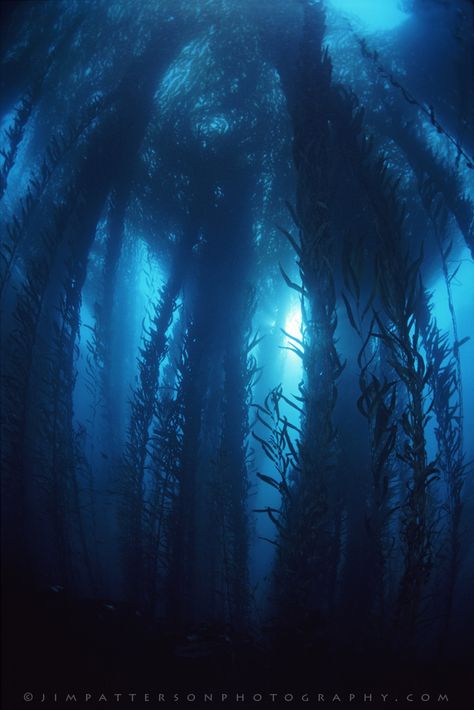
[284,301,302,342]
[328,0,409,32]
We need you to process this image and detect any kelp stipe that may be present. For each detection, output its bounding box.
[210,289,258,629]
[381,113,474,257]
[415,288,466,653]
[1,178,82,570]
[0,94,105,302]
[144,385,184,618]
[343,134,438,649]
[342,240,398,641]
[37,255,95,588]
[0,12,86,200]
[271,0,345,624]
[252,384,301,612]
[355,33,474,175]
[120,270,182,608]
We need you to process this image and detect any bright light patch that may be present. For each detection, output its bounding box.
[328,0,409,32]
[284,303,302,342]
[430,247,474,333]
[281,301,303,414]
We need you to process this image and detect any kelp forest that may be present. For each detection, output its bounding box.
[1,0,473,706]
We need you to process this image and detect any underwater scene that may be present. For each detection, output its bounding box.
[1,0,473,707]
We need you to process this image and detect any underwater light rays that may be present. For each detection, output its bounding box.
[328,0,409,33]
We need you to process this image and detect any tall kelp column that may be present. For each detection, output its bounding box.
[255,0,472,663]
[267,1,344,628]
[0,0,275,635]
[1,4,188,592]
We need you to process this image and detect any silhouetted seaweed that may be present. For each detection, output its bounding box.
[211,290,259,629]
[37,255,95,587]
[252,384,300,552]
[0,86,39,199]
[415,287,466,651]
[144,386,184,617]
[1,179,83,569]
[379,111,474,258]
[342,240,398,632]
[0,94,106,301]
[272,0,345,622]
[120,270,181,607]
[356,34,474,172]
[0,13,85,200]
[330,79,443,647]
[418,181,469,648]
[370,179,438,648]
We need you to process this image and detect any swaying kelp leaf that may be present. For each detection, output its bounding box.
[279,264,305,295]
[251,402,272,417]
[255,410,276,434]
[256,472,281,492]
[247,331,265,353]
[448,263,462,284]
[279,344,304,359]
[257,536,281,549]
[282,425,300,463]
[277,225,302,259]
[341,291,361,336]
[281,328,304,347]
[279,391,304,414]
[285,200,302,230]
[252,433,278,465]
[453,336,470,356]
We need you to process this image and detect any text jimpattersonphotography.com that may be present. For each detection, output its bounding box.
[20,691,452,705]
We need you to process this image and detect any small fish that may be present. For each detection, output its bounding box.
[50,585,64,593]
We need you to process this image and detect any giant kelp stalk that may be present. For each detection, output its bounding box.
[0,14,83,200]
[37,255,95,587]
[415,290,466,651]
[46,30,185,330]
[0,9,188,297]
[120,266,182,608]
[83,306,106,459]
[417,181,468,648]
[168,157,255,628]
[142,382,184,617]
[1,31,182,558]
[332,87,441,648]
[356,35,474,175]
[342,241,398,634]
[98,189,130,448]
[62,29,189,478]
[211,291,259,629]
[91,51,167,445]
[0,94,106,302]
[273,0,344,620]
[377,108,474,254]
[368,168,438,649]
[1,179,83,571]
[0,83,41,200]
[252,385,301,618]
[419,179,466,441]
[356,35,474,258]
[167,307,206,627]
